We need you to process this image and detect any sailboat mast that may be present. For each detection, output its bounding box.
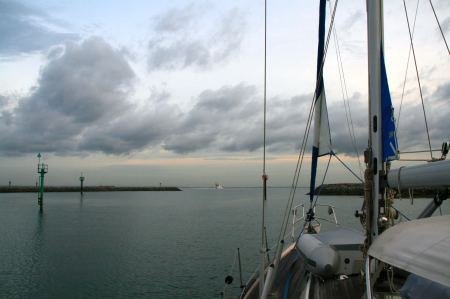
[259,0,268,296]
[366,0,384,244]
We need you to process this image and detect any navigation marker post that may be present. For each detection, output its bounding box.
[37,153,48,211]
[80,173,85,195]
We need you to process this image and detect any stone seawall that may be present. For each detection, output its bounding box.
[0,186,181,193]
[312,183,444,198]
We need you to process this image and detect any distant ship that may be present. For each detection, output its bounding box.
[214,183,224,190]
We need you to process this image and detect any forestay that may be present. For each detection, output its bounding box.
[310,0,332,202]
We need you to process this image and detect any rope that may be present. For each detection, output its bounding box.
[392,205,411,221]
[220,251,239,299]
[332,152,364,183]
[263,0,267,176]
[312,154,333,208]
[397,166,404,200]
[242,228,297,294]
[428,0,450,54]
[264,227,270,263]
[263,3,341,285]
[277,0,340,250]
[329,0,364,179]
[396,0,420,131]
[387,266,398,292]
[296,155,331,243]
[402,0,433,159]
[259,0,268,295]
[229,251,238,276]
[397,158,431,161]
[399,148,441,154]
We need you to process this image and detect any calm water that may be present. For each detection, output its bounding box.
[0,188,448,298]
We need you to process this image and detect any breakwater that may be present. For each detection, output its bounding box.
[0,186,181,193]
[313,183,444,198]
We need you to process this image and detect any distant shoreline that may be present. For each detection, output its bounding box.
[1,184,444,196]
[0,186,181,193]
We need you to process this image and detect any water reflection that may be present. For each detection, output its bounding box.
[25,210,46,298]
[32,210,45,260]
[0,190,446,299]
[79,193,84,209]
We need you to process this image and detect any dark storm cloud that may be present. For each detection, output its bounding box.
[0,37,135,155]
[79,100,181,155]
[162,88,367,157]
[147,4,247,70]
[327,93,367,156]
[1,43,447,157]
[164,84,260,153]
[35,37,135,123]
[0,0,78,56]
[327,82,450,157]
[433,81,450,100]
[386,81,450,152]
[0,36,185,156]
[164,84,313,154]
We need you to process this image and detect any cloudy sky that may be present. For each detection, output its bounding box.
[0,0,449,187]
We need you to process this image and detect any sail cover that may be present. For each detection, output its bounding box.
[380,49,398,161]
[368,215,450,288]
[310,0,332,202]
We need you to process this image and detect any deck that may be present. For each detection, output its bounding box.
[241,245,365,299]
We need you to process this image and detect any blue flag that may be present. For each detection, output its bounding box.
[380,49,398,161]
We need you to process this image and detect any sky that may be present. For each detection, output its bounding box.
[0,0,449,187]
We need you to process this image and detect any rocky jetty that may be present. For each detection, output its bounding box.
[0,186,181,193]
[312,183,444,198]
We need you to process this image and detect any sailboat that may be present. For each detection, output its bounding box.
[220,0,450,298]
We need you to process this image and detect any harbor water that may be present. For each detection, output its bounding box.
[0,188,447,298]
